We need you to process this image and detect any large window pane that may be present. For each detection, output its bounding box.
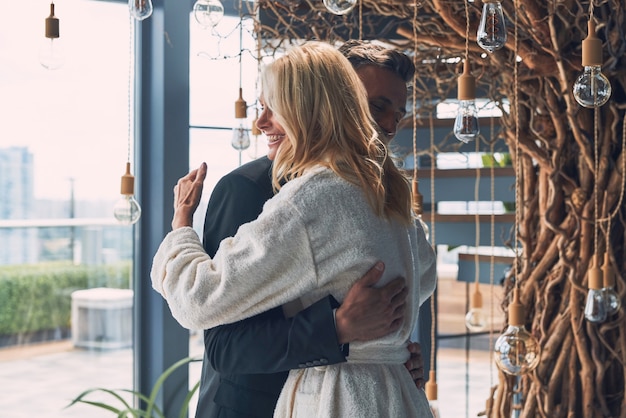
[188,13,265,414]
[0,1,133,417]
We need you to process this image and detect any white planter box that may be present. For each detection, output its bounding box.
[71,288,133,350]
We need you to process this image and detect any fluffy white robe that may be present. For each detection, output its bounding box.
[151,166,437,417]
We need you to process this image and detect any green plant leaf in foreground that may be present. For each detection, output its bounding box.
[66,356,201,417]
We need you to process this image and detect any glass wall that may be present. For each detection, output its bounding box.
[0,1,134,417]
[187,12,262,413]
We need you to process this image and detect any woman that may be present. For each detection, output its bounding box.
[151,41,436,417]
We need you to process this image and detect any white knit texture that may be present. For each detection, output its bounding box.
[151,166,437,417]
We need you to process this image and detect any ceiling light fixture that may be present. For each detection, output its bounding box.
[573,19,611,108]
[40,2,65,70]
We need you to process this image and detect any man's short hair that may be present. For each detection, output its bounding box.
[339,40,415,83]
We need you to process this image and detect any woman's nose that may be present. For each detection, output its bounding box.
[256,109,268,131]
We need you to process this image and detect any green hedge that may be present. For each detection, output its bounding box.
[0,262,131,336]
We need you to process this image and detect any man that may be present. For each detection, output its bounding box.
[197,40,419,418]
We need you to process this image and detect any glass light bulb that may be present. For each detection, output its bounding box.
[129,0,153,21]
[584,287,608,322]
[193,0,224,28]
[416,215,430,241]
[39,38,65,70]
[494,324,540,375]
[573,66,611,108]
[114,195,142,225]
[323,0,357,15]
[453,100,480,143]
[465,307,488,332]
[603,286,621,316]
[477,1,507,53]
[231,122,251,151]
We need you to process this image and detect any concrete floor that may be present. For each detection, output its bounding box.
[0,333,497,418]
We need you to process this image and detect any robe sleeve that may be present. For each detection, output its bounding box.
[150,199,318,330]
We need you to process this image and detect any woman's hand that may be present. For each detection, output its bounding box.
[172,162,207,229]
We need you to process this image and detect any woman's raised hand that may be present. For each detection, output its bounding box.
[172,162,207,229]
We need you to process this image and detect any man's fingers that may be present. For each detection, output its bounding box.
[405,341,425,389]
[407,341,422,356]
[389,285,408,308]
[381,276,406,298]
[354,261,385,288]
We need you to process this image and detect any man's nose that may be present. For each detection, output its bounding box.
[379,117,396,141]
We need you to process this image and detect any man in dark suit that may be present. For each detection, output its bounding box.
[197,40,421,418]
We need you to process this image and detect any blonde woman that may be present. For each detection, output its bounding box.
[151,41,436,417]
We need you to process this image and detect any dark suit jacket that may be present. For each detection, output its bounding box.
[196,157,347,418]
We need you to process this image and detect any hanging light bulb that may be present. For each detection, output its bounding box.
[248,114,267,159]
[494,288,540,375]
[193,0,224,28]
[39,2,65,70]
[129,0,153,21]
[232,124,251,151]
[113,163,142,225]
[601,251,621,316]
[572,19,611,108]
[582,253,607,322]
[453,61,480,143]
[232,88,251,152]
[412,180,430,241]
[323,0,357,15]
[476,0,507,53]
[425,371,441,418]
[465,284,488,332]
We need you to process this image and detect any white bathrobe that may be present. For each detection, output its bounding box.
[151,165,437,417]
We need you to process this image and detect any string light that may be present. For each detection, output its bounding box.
[409,0,439,415]
[231,1,250,164]
[114,15,141,225]
[477,0,507,53]
[584,101,607,321]
[454,2,479,143]
[193,0,224,28]
[598,114,626,317]
[494,289,541,375]
[323,0,357,15]
[128,0,153,21]
[572,18,611,108]
[493,0,540,377]
[465,139,487,331]
[40,2,65,70]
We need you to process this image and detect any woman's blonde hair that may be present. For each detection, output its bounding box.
[262,41,412,224]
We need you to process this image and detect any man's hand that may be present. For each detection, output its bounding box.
[172,162,207,229]
[334,261,408,344]
[405,341,425,389]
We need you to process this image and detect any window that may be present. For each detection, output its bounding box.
[0,2,134,416]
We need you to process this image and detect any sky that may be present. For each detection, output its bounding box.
[1,0,263,203]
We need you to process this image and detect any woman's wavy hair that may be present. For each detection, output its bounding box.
[261,41,412,224]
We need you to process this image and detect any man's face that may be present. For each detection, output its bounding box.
[355,65,408,143]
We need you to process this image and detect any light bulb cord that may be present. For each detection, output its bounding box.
[464,0,470,63]
[126,13,134,165]
[598,112,626,224]
[593,106,599,257]
[358,0,362,40]
[474,137,481,288]
[513,0,520,290]
[489,119,496,389]
[411,1,418,207]
[238,0,243,90]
